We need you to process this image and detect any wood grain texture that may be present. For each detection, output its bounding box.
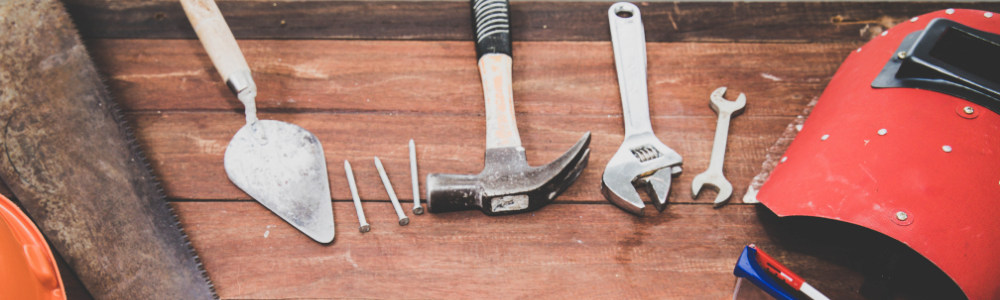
[66,0,1000,42]
[88,39,853,117]
[175,201,964,300]
[128,111,790,204]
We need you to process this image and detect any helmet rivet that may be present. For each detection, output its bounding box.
[964,106,975,114]
[896,211,908,221]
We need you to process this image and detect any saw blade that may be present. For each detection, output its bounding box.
[0,0,217,299]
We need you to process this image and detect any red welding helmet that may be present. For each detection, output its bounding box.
[757,9,1000,300]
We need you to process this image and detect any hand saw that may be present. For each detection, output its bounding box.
[0,0,216,299]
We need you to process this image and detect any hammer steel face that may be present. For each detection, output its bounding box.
[426,0,592,215]
[602,3,683,215]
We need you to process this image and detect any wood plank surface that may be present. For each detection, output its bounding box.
[67,0,1000,42]
[37,3,976,298]
[89,39,853,117]
[128,111,790,203]
[175,201,963,300]
[90,39,853,204]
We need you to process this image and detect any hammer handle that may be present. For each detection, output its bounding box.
[473,0,520,148]
[479,54,521,148]
[472,0,512,59]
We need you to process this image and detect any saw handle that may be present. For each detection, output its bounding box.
[180,0,258,125]
[472,0,512,59]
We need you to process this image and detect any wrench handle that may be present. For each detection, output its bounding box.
[707,111,733,173]
[472,0,512,59]
[609,2,653,137]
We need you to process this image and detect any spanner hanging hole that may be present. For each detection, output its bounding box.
[613,5,635,19]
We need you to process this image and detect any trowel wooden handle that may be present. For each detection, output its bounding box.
[179,0,250,84]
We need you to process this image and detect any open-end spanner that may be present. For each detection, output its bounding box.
[601,2,683,215]
[692,87,746,207]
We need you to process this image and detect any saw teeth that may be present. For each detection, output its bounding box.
[114,105,219,299]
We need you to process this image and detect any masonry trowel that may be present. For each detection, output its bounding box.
[181,0,334,243]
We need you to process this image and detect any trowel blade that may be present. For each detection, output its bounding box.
[224,119,335,243]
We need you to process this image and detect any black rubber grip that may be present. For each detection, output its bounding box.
[472,0,512,59]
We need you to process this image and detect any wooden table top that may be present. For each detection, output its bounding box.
[38,1,999,299]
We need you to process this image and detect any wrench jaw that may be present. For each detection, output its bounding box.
[710,87,747,115]
[601,134,683,215]
[601,163,645,215]
[643,168,673,212]
[691,172,734,207]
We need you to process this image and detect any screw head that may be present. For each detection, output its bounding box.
[964,106,975,114]
[780,156,788,163]
[943,145,953,153]
[897,51,907,59]
[946,8,955,14]
[896,211,908,221]
[881,30,889,36]
[821,134,830,141]
[910,17,919,22]
[878,128,888,136]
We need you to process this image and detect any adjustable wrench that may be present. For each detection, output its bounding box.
[601,2,683,215]
[691,87,746,207]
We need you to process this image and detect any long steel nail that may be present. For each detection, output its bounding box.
[409,139,424,215]
[344,160,370,233]
[374,156,410,226]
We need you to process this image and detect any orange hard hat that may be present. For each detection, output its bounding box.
[0,193,66,300]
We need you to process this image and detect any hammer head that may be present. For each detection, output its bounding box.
[426,132,591,215]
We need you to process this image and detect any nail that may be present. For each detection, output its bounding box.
[375,157,410,226]
[409,139,424,215]
[344,160,370,233]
